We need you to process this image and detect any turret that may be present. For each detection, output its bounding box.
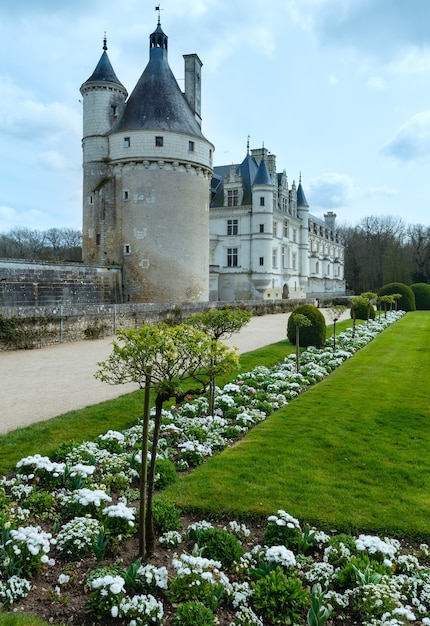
[296,176,310,287]
[80,36,127,162]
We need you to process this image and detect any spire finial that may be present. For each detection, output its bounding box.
[299,171,302,184]
[247,135,250,155]
[103,32,107,51]
[155,4,162,25]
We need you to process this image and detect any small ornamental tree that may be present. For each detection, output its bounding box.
[287,305,326,348]
[360,292,377,321]
[95,323,238,558]
[187,308,252,414]
[378,282,416,311]
[350,296,376,322]
[290,313,311,372]
[410,283,430,310]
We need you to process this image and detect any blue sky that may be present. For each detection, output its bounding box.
[1,0,430,232]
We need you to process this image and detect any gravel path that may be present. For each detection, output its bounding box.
[0,310,348,434]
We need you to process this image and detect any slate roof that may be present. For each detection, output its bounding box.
[111,23,205,138]
[253,155,272,185]
[81,45,126,91]
[297,182,309,207]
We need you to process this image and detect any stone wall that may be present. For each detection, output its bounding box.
[0,299,306,350]
[0,260,122,307]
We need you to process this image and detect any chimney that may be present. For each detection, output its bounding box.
[183,53,202,127]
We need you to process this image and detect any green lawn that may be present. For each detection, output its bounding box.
[165,312,430,539]
[0,316,353,475]
[2,312,428,539]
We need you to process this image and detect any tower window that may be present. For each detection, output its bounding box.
[259,256,264,266]
[227,189,239,207]
[259,224,264,233]
[260,196,265,206]
[124,137,130,148]
[155,136,164,147]
[227,219,238,235]
[123,190,129,201]
[227,247,238,267]
[188,141,195,152]
[89,194,94,205]
[123,244,131,255]
[96,233,101,245]
[111,105,117,116]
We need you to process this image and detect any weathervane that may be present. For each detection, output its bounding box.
[155,4,163,25]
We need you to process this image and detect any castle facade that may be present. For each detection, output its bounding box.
[209,147,345,301]
[81,19,345,304]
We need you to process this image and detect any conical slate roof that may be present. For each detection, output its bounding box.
[253,155,272,185]
[297,181,309,207]
[81,38,126,90]
[112,22,204,138]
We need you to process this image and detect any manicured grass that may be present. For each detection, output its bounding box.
[165,312,430,539]
[0,316,354,476]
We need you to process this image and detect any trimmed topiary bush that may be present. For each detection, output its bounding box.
[378,282,416,312]
[410,283,430,310]
[287,305,326,348]
[350,297,376,321]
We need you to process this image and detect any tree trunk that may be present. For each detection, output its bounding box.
[138,369,152,559]
[145,393,164,558]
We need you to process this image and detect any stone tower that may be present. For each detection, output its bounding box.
[80,19,214,303]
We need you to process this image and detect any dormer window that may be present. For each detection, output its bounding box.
[227,190,238,207]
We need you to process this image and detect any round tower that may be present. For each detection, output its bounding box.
[82,20,214,302]
[80,36,128,265]
[251,152,274,295]
[296,177,310,290]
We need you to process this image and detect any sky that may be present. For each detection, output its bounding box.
[1,0,430,233]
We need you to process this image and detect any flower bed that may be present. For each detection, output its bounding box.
[2,311,426,625]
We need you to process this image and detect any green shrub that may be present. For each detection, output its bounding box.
[154,459,178,490]
[173,601,216,626]
[264,514,301,550]
[410,283,430,310]
[335,554,392,590]
[378,282,416,311]
[190,527,243,569]
[251,566,309,625]
[350,296,376,321]
[287,305,326,347]
[152,499,181,534]
[168,574,224,609]
[21,490,57,519]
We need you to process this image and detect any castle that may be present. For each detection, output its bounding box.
[80,17,345,304]
[210,147,345,301]
[0,16,345,309]
[80,18,214,303]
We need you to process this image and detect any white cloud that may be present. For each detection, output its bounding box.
[367,76,385,90]
[0,76,80,142]
[37,151,73,172]
[382,110,430,162]
[307,173,354,209]
[0,205,48,233]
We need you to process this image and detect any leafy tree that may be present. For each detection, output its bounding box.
[187,308,251,413]
[287,305,326,348]
[95,322,238,557]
